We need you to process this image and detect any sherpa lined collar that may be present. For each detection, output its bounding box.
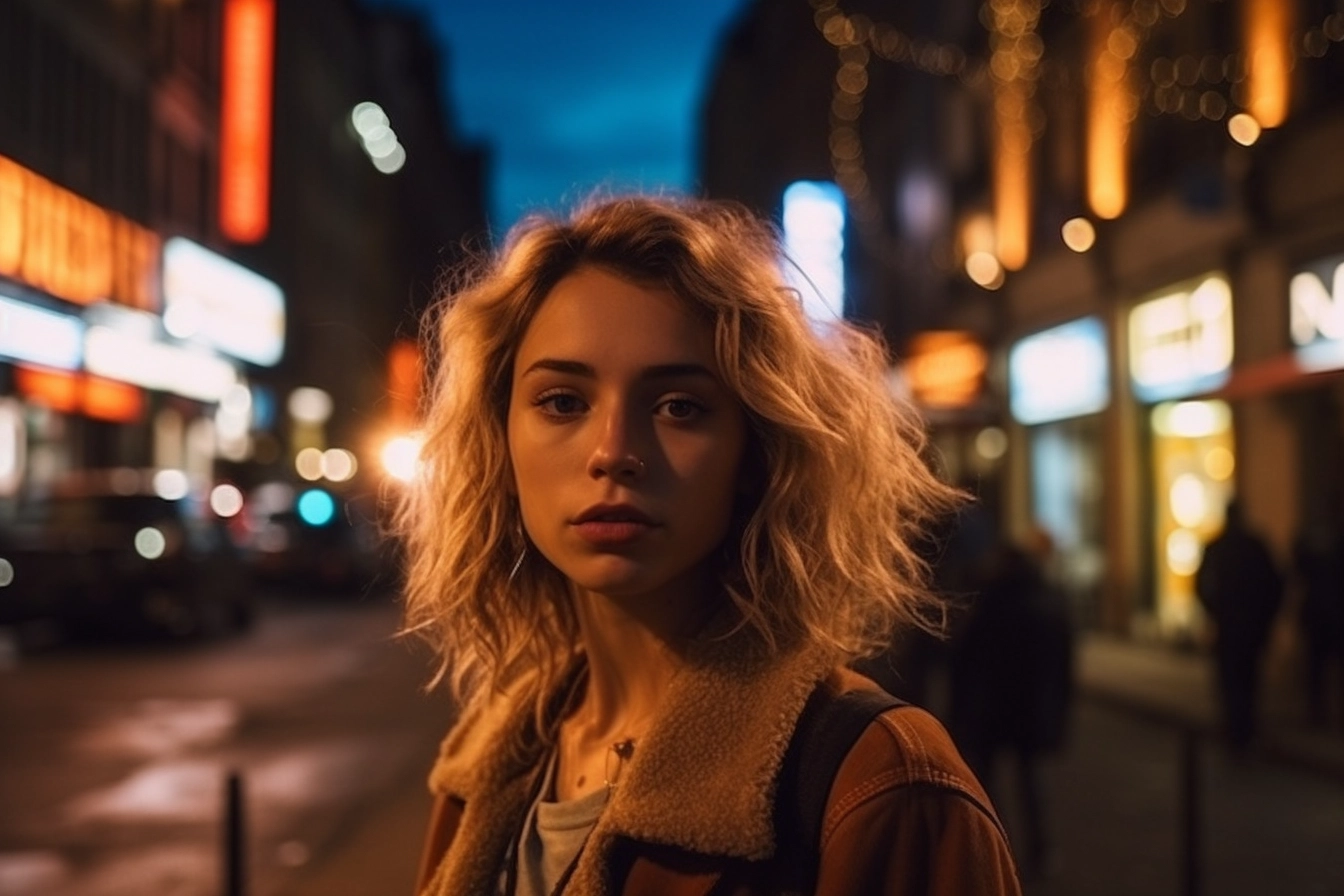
[425,633,842,895]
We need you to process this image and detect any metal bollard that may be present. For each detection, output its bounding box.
[1179,730,1200,896]
[225,769,247,896]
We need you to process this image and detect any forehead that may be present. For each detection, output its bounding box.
[515,265,718,369]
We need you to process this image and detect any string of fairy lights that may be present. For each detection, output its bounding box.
[809,0,1344,269]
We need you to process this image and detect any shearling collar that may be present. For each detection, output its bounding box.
[424,632,842,895]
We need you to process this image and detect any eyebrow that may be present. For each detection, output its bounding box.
[520,359,719,382]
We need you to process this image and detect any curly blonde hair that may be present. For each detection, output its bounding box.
[396,194,959,712]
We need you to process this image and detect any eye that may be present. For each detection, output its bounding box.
[656,396,706,421]
[534,390,587,417]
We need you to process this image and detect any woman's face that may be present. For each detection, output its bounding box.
[507,264,748,606]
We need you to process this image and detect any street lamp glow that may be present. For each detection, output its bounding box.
[381,434,422,483]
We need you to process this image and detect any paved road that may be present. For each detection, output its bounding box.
[997,699,1344,896]
[0,596,453,896]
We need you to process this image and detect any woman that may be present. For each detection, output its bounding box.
[398,195,1021,895]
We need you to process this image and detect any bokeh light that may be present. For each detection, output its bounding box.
[1228,112,1262,146]
[321,448,358,483]
[134,527,167,560]
[287,387,333,425]
[1062,217,1097,253]
[975,426,1008,460]
[153,469,190,501]
[965,251,1005,289]
[297,489,336,527]
[210,483,245,518]
[295,447,324,482]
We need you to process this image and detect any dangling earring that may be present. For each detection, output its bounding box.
[507,519,528,584]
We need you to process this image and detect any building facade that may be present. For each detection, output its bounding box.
[0,0,485,516]
[700,0,1344,666]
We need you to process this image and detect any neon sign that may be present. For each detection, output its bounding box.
[1290,255,1344,373]
[0,155,159,310]
[219,0,276,243]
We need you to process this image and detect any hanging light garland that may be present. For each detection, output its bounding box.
[809,0,1344,261]
[810,0,983,253]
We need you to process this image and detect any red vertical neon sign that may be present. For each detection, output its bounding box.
[219,0,275,243]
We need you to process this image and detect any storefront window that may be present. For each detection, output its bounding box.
[1149,399,1235,637]
[1029,415,1105,622]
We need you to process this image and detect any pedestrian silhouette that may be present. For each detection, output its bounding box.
[1292,507,1344,731]
[1195,499,1285,751]
[948,527,1075,880]
[854,495,998,707]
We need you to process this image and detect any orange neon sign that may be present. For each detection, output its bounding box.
[0,155,159,310]
[903,331,989,409]
[387,340,423,427]
[219,0,276,244]
[15,366,145,424]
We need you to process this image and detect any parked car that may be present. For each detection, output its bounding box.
[0,474,254,641]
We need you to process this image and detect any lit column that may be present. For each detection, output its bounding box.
[1086,1,1137,220]
[1242,0,1294,128]
[988,0,1043,271]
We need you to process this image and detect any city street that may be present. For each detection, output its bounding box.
[4,595,1344,896]
[0,594,453,896]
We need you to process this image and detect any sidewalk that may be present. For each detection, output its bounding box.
[1078,633,1344,781]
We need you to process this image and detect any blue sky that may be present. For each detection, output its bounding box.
[362,0,752,234]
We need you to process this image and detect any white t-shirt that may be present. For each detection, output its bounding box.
[507,749,608,896]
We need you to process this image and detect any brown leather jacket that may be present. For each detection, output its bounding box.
[415,640,1022,896]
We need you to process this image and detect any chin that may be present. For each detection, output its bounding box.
[564,564,662,600]
[563,554,719,606]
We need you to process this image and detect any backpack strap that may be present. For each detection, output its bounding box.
[774,681,906,889]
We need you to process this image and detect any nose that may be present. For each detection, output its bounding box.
[587,406,648,481]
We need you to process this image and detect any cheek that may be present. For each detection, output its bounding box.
[679,434,747,523]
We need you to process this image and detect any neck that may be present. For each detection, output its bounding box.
[565,574,717,744]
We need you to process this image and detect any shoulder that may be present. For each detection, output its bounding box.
[811,675,1022,893]
[820,671,1005,844]
[829,705,999,821]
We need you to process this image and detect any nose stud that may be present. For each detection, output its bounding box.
[616,455,646,477]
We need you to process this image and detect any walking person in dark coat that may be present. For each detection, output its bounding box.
[949,527,1075,880]
[1293,509,1344,730]
[1195,499,1285,751]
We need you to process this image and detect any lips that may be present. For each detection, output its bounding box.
[572,503,656,546]
[573,504,654,525]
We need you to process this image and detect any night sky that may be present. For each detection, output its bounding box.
[360,0,753,234]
